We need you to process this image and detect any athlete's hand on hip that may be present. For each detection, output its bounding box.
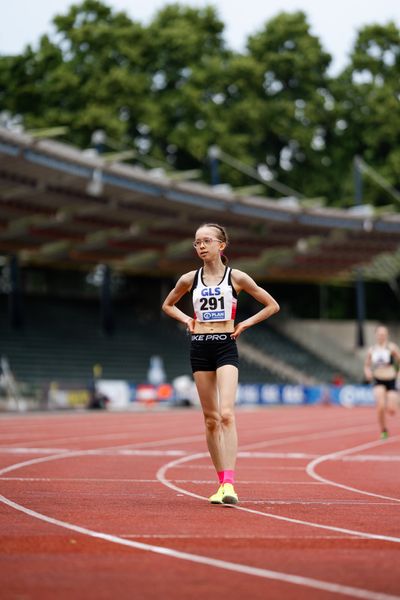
[230,322,249,340]
[185,318,195,334]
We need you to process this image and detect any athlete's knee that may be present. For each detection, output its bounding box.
[375,395,385,410]
[204,412,221,433]
[221,409,235,428]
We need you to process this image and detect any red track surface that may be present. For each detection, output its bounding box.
[1,405,400,600]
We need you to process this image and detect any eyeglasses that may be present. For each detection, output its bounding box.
[193,237,221,248]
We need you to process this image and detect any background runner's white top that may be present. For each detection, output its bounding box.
[371,345,393,369]
[191,267,237,323]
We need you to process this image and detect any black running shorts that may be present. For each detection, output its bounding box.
[373,378,396,391]
[190,333,239,373]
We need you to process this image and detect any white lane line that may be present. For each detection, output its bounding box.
[0,477,323,484]
[239,424,375,452]
[0,431,153,448]
[0,448,70,454]
[239,452,400,462]
[0,450,94,477]
[240,501,400,506]
[0,414,387,460]
[0,429,205,450]
[239,452,318,458]
[3,447,400,462]
[0,416,298,448]
[0,476,398,506]
[172,465,306,470]
[95,434,205,450]
[0,424,375,477]
[1,493,399,600]
[306,437,400,503]
[119,534,365,540]
[0,435,203,479]
[342,455,400,462]
[93,449,188,456]
[0,414,372,449]
[0,477,192,483]
[0,448,187,457]
[0,419,399,600]
[156,452,400,545]
[0,432,206,478]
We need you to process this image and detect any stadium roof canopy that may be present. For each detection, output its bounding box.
[1,126,400,283]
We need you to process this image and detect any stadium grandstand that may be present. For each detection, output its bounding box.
[1,125,400,407]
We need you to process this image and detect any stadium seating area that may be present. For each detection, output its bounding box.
[243,322,346,384]
[0,296,276,386]
[1,296,183,384]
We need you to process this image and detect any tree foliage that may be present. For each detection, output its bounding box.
[333,22,400,206]
[0,1,398,208]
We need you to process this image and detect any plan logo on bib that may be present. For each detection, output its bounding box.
[202,311,225,321]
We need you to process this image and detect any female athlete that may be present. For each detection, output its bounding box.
[162,223,280,504]
[364,325,400,439]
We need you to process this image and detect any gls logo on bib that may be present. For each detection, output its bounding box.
[201,287,221,297]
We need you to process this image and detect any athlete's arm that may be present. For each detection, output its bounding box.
[364,348,373,382]
[161,271,196,331]
[230,270,280,339]
[389,343,400,366]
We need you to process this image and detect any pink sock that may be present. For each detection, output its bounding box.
[217,470,235,484]
[223,470,235,484]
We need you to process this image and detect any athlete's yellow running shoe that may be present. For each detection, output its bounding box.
[222,483,239,505]
[209,484,225,504]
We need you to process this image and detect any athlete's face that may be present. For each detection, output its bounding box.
[376,326,388,344]
[194,227,225,259]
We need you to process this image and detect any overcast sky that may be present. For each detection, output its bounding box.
[1,0,399,73]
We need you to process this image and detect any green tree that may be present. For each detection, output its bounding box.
[141,3,232,175]
[0,0,150,148]
[333,22,400,207]
[0,2,398,209]
[244,11,338,200]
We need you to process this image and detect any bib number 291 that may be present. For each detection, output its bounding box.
[200,296,225,311]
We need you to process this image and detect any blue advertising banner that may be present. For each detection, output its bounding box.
[128,381,376,408]
[236,384,375,407]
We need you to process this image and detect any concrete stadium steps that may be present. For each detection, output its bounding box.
[241,323,346,384]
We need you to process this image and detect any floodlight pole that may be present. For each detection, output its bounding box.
[9,254,23,330]
[100,264,114,336]
[208,146,220,186]
[354,156,366,348]
[90,131,113,335]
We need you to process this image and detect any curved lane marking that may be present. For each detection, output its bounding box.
[1,492,399,600]
[1,424,399,599]
[306,437,400,502]
[156,449,400,545]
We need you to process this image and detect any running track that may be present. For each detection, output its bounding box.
[1,406,399,599]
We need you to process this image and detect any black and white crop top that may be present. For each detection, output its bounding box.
[371,345,394,370]
[191,267,237,323]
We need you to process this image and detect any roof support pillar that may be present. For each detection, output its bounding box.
[354,156,366,348]
[100,264,114,337]
[8,254,24,330]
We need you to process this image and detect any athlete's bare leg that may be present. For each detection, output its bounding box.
[216,364,238,470]
[194,365,238,472]
[374,385,387,431]
[387,390,398,417]
[194,370,224,471]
